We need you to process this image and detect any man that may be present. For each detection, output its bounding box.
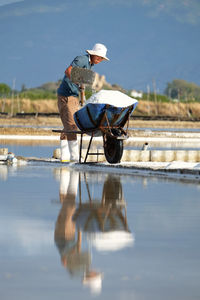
[57,43,109,162]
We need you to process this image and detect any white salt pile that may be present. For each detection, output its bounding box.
[86,90,138,108]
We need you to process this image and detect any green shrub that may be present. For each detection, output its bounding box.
[0,83,11,96]
[18,90,57,100]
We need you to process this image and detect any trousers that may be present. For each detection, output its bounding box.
[57,95,79,140]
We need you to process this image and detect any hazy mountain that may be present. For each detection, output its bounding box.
[0,0,200,93]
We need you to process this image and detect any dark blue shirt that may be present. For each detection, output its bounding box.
[57,54,92,97]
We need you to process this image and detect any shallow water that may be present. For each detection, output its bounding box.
[0,142,57,158]
[0,156,200,299]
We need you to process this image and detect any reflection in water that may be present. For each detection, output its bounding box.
[0,163,26,181]
[0,165,8,180]
[1,161,200,299]
[54,168,134,294]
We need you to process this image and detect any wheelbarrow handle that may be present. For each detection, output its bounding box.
[79,84,85,106]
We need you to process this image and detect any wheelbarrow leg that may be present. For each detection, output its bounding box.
[79,133,83,163]
[84,132,94,163]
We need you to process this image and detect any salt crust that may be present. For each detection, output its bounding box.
[86,89,138,108]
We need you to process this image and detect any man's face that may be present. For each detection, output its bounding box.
[90,55,104,64]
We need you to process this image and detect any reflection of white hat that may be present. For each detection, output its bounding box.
[90,231,134,252]
[83,272,102,295]
[86,43,109,61]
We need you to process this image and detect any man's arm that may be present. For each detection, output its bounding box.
[65,55,89,79]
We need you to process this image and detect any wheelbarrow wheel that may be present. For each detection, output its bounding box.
[103,134,123,164]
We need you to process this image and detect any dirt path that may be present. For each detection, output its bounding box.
[0,116,200,136]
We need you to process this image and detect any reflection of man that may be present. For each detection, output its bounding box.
[54,168,102,294]
[82,271,102,294]
[54,168,89,276]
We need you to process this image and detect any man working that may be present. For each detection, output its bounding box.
[57,43,109,162]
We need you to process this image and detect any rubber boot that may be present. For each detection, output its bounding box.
[60,140,70,162]
[68,140,79,162]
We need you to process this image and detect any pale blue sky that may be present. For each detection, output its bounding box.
[0,0,200,93]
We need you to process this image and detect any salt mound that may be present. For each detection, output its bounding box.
[86,89,138,108]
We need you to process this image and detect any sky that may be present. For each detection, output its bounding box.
[0,0,200,93]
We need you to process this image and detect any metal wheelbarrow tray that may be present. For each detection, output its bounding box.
[73,101,138,164]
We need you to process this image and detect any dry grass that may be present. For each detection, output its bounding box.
[1,98,200,118]
[136,101,200,118]
[0,98,58,114]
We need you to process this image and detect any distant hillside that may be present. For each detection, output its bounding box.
[37,81,61,92]
[30,73,125,94]
[1,75,200,103]
[25,76,200,103]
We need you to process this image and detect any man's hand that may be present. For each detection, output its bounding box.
[65,65,72,79]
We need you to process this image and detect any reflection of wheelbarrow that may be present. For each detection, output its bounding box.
[74,173,129,232]
[73,173,134,251]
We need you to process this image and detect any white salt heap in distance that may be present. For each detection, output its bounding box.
[86,89,138,108]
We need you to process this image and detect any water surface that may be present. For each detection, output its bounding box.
[0,158,200,299]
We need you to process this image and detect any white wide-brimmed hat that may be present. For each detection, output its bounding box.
[86,43,109,61]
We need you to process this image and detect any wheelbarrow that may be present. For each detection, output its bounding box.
[54,67,138,164]
[73,100,137,163]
